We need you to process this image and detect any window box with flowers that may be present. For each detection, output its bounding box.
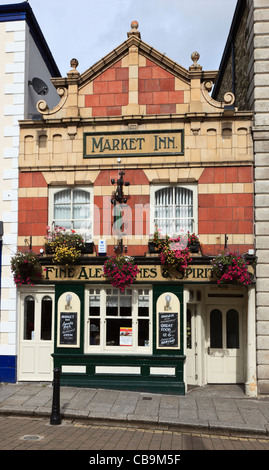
[149,228,201,255]
[45,226,86,266]
[103,256,140,292]
[187,232,201,253]
[211,252,254,286]
[148,228,169,253]
[11,250,43,286]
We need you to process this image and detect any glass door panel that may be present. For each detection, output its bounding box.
[207,305,244,383]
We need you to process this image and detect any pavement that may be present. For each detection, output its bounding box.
[1,382,269,437]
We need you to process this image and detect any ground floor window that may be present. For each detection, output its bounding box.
[85,286,152,354]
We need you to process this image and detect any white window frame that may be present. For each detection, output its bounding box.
[49,186,93,239]
[150,183,198,237]
[84,286,152,355]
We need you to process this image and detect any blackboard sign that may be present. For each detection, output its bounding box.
[59,312,78,345]
[158,312,179,348]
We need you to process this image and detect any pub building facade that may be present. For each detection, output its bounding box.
[17,22,256,395]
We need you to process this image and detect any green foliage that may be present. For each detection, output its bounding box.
[11,250,43,286]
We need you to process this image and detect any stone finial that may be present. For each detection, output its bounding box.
[189,51,202,71]
[70,58,79,69]
[127,20,141,38]
[67,58,80,77]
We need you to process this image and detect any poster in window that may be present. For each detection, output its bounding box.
[120,327,132,346]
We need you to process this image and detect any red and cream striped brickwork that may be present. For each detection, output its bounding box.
[18,165,254,257]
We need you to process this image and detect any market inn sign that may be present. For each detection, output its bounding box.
[83,130,184,158]
[43,264,213,282]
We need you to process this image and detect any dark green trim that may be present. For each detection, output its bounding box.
[52,282,185,395]
[153,284,184,356]
[54,284,85,355]
[53,353,185,395]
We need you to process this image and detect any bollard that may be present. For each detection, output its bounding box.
[50,367,61,425]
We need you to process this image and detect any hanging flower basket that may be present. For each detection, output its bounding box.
[11,250,43,286]
[103,256,140,292]
[211,252,253,286]
[159,234,191,273]
[52,245,81,266]
[45,226,85,265]
[160,244,191,273]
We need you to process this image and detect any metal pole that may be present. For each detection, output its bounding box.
[50,367,61,425]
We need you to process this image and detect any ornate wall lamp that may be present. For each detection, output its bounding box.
[111,160,130,254]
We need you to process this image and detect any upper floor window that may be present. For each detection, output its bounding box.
[151,185,196,236]
[49,187,92,235]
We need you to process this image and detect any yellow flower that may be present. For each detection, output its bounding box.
[53,245,81,265]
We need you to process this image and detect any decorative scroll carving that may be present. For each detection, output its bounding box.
[36,87,68,116]
[202,80,235,109]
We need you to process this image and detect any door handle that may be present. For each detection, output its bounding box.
[207,346,210,354]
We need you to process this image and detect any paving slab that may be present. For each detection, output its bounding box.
[1,382,269,436]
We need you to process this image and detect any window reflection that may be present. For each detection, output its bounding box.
[226,309,239,349]
[24,296,35,340]
[41,296,52,340]
[210,309,222,348]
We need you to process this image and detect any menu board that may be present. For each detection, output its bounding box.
[59,312,78,345]
[158,312,178,348]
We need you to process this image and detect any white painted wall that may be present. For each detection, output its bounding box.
[0,17,59,367]
[0,20,24,359]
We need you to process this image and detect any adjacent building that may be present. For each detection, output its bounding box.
[213,0,269,396]
[0,1,60,382]
[16,21,256,395]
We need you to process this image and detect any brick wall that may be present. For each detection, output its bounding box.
[18,171,48,251]
[198,166,254,255]
[17,166,254,257]
[85,59,129,116]
[85,57,184,117]
[138,59,184,114]
[94,169,150,256]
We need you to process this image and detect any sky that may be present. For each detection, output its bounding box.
[2,0,238,76]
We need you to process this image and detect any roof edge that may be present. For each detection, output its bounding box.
[0,1,61,77]
[53,34,218,88]
[212,0,246,99]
